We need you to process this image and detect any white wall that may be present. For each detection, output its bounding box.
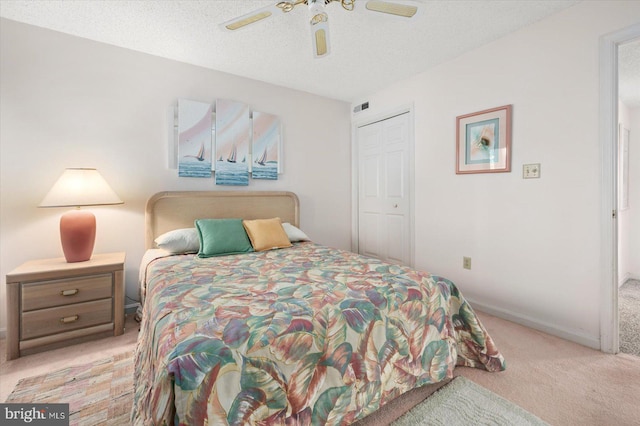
[626,106,640,279]
[618,101,639,285]
[352,1,640,348]
[0,19,352,332]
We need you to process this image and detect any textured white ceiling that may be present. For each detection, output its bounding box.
[3,0,633,105]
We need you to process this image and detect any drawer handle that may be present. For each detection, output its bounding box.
[60,289,79,296]
[60,315,79,324]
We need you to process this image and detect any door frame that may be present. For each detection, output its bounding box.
[351,104,416,267]
[599,23,640,353]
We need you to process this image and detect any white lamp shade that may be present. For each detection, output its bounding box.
[39,168,123,208]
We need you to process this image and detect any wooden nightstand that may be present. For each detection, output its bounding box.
[5,252,125,360]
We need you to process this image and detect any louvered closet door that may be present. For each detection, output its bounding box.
[357,112,410,265]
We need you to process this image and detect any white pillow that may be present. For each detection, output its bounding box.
[154,228,200,254]
[282,223,310,242]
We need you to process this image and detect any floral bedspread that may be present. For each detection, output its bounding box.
[132,242,505,425]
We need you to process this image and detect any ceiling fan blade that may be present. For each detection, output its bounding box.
[365,0,418,18]
[310,14,331,57]
[221,3,283,31]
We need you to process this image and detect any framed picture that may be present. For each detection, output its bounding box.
[252,111,281,180]
[177,99,213,178]
[456,105,512,174]
[215,99,250,186]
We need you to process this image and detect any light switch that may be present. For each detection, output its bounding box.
[523,163,541,179]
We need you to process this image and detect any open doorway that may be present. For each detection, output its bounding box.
[617,39,640,357]
[599,23,640,354]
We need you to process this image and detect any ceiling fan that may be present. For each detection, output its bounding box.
[221,0,419,58]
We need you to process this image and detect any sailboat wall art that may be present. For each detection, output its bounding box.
[178,99,213,178]
[252,111,280,180]
[215,99,250,186]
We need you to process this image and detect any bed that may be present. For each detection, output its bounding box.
[132,191,505,425]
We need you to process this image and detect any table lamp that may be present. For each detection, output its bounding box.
[39,168,123,263]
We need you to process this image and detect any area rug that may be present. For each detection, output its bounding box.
[5,350,134,425]
[392,376,549,426]
[619,279,640,357]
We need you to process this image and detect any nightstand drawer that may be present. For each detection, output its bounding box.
[21,298,113,340]
[22,274,112,311]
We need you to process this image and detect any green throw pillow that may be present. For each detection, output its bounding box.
[195,218,254,258]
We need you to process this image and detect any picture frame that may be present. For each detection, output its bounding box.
[456,104,512,174]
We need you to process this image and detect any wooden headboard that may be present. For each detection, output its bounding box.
[145,191,300,249]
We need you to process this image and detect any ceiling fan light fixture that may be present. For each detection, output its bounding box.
[365,0,418,18]
[222,0,420,57]
[225,11,273,30]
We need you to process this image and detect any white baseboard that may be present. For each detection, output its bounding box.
[466,297,600,350]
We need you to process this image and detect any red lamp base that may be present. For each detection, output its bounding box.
[60,209,96,262]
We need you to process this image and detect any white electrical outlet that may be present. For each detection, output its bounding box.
[523,163,541,179]
[463,257,471,270]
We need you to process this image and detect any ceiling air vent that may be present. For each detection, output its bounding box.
[353,101,369,113]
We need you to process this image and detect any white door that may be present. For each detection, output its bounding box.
[357,112,411,265]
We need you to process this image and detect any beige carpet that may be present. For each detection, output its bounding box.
[619,279,640,357]
[457,313,640,426]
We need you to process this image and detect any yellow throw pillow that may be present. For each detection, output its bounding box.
[242,217,293,252]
